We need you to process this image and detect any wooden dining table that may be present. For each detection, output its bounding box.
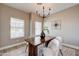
[25,36,55,56]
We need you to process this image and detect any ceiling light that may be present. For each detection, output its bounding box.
[36,6,51,18]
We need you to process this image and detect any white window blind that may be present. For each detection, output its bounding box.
[10,17,24,39]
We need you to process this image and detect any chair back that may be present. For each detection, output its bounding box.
[55,36,62,49]
[56,36,62,43]
[48,39,59,49]
[46,39,60,56]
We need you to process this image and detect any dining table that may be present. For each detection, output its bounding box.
[25,36,55,56]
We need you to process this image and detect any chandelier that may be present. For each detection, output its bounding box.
[36,4,51,18]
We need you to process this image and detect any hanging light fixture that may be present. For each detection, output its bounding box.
[36,4,51,18]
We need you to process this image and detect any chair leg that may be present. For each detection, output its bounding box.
[59,49,63,56]
[42,54,44,56]
[25,43,29,52]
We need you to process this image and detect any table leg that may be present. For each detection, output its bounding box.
[28,43,37,56]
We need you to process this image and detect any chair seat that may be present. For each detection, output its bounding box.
[43,47,59,56]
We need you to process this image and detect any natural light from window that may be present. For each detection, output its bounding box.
[35,21,42,36]
[10,17,24,39]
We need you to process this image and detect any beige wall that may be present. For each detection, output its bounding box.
[0,4,43,48]
[0,5,1,46]
[0,4,29,47]
[44,4,79,46]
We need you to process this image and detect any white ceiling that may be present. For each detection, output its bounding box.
[4,3,78,17]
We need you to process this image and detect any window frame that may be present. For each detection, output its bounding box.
[10,17,25,39]
[35,21,42,36]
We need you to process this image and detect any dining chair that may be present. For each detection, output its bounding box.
[42,39,60,56]
[38,43,45,56]
[55,36,63,56]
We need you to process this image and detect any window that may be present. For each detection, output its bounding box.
[35,21,42,36]
[44,22,52,36]
[10,17,24,39]
[44,22,50,35]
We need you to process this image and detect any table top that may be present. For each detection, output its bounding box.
[25,36,55,46]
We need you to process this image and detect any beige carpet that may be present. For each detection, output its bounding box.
[1,45,79,56]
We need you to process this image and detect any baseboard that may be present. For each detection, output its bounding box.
[0,42,26,51]
[62,43,79,50]
[0,42,79,51]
